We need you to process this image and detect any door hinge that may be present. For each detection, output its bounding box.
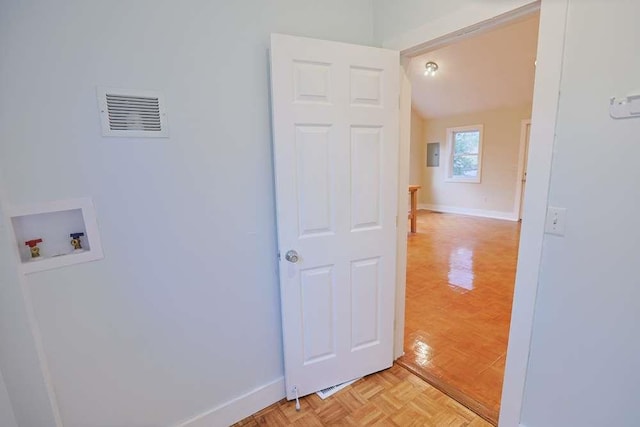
[277,251,281,261]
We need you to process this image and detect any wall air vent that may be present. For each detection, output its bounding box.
[97,87,169,138]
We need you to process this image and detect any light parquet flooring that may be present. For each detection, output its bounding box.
[398,211,521,425]
[233,364,492,426]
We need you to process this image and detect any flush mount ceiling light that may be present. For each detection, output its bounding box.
[424,61,439,76]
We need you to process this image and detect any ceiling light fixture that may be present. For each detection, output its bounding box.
[424,61,439,76]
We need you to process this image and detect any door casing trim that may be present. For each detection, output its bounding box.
[390,1,569,426]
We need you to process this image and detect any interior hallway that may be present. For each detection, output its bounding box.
[398,211,521,424]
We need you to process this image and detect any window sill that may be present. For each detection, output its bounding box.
[444,177,481,184]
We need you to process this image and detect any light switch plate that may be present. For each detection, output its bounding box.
[545,207,567,236]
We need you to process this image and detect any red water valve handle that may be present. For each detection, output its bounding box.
[25,239,43,248]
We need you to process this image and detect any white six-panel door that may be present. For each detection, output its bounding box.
[270,34,399,400]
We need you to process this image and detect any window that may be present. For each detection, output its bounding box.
[445,125,483,183]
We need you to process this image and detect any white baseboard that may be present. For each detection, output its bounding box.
[175,377,285,427]
[418,204,519,222]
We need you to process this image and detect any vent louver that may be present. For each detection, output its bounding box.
[97,87,169,138]
[316,378,360,399]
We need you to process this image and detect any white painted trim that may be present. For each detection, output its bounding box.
[514,119,532,220]
[499,1,569,426]
[443,124,484,184]
[13,266,64,427]
[390,1,566,426]
[174,377,285,427]
[6,198,105,275]
[383,1,540,54]
[394,60,412,360]
[418,204,518,222]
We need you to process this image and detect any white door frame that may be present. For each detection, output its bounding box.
[393,57,412,360]
[515,119,532,220]
[390,1,569,426]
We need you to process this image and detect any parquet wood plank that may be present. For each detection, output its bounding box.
[235,212,518,426]
[233,364,496,427]
[399,211,520,425]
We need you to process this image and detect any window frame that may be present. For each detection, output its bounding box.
[444,124,484,184]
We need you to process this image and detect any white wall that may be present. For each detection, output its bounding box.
[420,105,531,217]
[0,369,18,427]
[520,1,640,426]
[0,1,374,426]
[373,0,536,51]
[372,0,465,46]
[7,2,635,426]
[410,109,424,185]
[0,179,59,426]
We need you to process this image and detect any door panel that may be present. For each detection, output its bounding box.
[300,266,335,364]
[295,125,333,236]
[270,34,399,399]
[351,126,382,230]
[351,257,381,350]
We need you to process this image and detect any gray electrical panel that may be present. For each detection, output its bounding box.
[427,142,440,167]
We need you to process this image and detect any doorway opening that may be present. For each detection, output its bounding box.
[398,12,540,425]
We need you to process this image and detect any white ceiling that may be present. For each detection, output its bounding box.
[410,13,540,119]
